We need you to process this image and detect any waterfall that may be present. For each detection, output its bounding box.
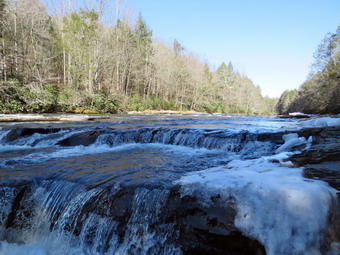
[0,116,338,255]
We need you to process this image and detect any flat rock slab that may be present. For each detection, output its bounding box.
[303,162,340,190]
[289,125,340,190]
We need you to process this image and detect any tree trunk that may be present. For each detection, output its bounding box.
[67,52,71,85]
[13,11,18,77]
[1,27,6,81]
[62,32,66,85]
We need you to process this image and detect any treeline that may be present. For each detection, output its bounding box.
[277,26,340,115]
[0,0,276,114]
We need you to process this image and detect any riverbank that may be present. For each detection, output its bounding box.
[0,112,257,123]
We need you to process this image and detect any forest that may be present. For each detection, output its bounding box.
[0,0,338,115]
[0,0,276,114]
[276,26,340,115]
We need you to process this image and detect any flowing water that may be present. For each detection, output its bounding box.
[0,114,338,255]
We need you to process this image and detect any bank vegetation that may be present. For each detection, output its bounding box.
[0,0,276,114]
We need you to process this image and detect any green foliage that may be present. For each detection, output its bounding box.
[0,79,26,113]
[126,96,175,111]
[90,93,119,113]
[276,90,298,114]
[0,100,24,113]
[127,96,146,111]
[145,97,175,110]
[1,1,278,115]
[279,26,339,114]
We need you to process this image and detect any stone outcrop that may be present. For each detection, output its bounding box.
[0,183,266,255]
[4,128,63,142]
[289,126,340,190]
[57,130,104,146]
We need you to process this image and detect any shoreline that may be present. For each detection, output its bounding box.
[0,112,339,123]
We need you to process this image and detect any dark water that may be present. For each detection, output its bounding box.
[0,115,337,255]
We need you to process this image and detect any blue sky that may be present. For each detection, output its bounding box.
[127,0,339,98]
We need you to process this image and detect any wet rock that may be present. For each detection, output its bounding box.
[2,185,37,244]
[289,126,340,190]
[291,143,340,165]
[57,130,104,146]
[4,128,62,142]
[0,182,266,255]
[159,189,266,255]
[290,126,340,164]
[303,162,340,190]
[5,186,30,229]
[182,230,266,255]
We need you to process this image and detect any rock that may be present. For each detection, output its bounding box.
[4,128,62,142]
[158,189,266,255]
[291,142,340,165]
[0,182,266,255]
[303,162,340,190]
[58,115,93,121]
[289,126,340,190]
[290,126,340,165]
[57,130,104,146]
[279,115,311,119]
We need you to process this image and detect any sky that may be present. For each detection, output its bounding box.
[126,0,339,98]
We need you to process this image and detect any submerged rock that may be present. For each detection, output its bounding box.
[57,130,104,146]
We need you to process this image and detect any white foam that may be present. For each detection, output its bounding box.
[176,153,337,255]
[0,130,10,141]
[0,241,47,255]
[301,117,340,128]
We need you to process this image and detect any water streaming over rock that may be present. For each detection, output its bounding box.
[0,115,338,255]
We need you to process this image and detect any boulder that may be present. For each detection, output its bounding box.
[303,162,340,190]
[289,126,340,190]
[4,128,62,142]
[160,189,266,255]
[57,130,104,146]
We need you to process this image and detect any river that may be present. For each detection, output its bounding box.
[0,114,338,255]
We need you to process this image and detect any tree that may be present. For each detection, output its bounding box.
[217,62,235,105]
[63,10,99,93]
[276,90,298,114]
[280,26,340,114]
[311,26,340,75]
[132,15,153,97]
